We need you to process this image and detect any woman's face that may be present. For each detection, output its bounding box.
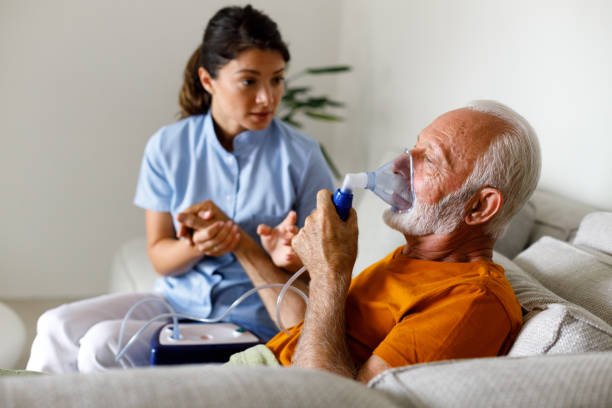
[199,48,286,139]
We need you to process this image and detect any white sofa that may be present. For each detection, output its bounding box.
[0,303,25,369]
[1,189,611,407]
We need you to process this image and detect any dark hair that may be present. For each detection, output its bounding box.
[178,5,290,119]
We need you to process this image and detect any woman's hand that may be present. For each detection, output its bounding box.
[177,200,241,257]
[257,211,302,272]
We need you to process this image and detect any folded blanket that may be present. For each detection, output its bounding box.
[227,344,280,367]
[0,368,44,377]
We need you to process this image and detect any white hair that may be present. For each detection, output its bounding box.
[458,100,542,238]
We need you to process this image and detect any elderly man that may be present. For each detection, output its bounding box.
[180,100,541,383]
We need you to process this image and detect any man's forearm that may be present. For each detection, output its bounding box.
[233,231,307,328]
[291,278,355,378]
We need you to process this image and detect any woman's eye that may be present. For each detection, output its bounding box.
[241,79,256,86]
[271,76,285,86]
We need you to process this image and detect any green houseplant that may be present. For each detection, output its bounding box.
[278,65,351,179]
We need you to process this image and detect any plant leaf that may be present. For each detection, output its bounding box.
[281,115,302,128]
[284,86,311,97]
[305,65,352,75]
[303,97,328,108]
[319,143,341,180]
[304,111,344,121]
[324,99,344,107]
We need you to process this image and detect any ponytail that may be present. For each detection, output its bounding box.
[178,46,211,119]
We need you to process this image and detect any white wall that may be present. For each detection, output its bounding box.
[333,0,612,211]
[0,0,343,297]
[2,0,611,298]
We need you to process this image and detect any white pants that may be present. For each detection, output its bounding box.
[26,293,170,373]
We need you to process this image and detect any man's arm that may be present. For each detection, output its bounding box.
[233,230,308,328]
[293,268,392,382]
[290,190,360,378]
[291,262,355,377]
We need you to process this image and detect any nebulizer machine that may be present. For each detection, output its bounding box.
[114,150,416,367]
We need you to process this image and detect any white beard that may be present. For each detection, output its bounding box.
[383,191,466,236]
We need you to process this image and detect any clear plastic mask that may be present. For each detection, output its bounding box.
[341,149,416,213]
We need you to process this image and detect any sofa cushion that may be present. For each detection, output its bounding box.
[527,190,598,244]
[513,236,612,326]
[0,302,26,369]
[110,237,157,293]
[573,212,612,257]
[508,303,612,355]
[494,201,536,258]
[492,252,612,356]
[369,352,612,408]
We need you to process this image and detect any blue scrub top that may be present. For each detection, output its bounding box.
[134,113,334,340]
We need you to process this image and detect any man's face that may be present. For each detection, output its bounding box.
[384,108,508,236]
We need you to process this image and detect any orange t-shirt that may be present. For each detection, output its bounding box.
[267,246,522,368]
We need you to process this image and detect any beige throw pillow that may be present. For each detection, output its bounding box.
[513,237,612,326]
[493,252,612,356]
[573,211,612,257]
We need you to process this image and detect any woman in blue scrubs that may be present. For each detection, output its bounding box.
[27,5,333,373]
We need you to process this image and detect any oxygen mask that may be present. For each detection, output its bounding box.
[340,149,416,213]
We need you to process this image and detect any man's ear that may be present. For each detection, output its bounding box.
[198,67,214,94]
[464,187,502,226]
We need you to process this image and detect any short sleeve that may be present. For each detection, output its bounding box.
[373,285,513,368]
[294,144,334,227]
[133,132,173,212]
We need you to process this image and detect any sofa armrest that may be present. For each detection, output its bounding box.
[109,237,157,293]
[0,365,406,408]
[369,352,612,408]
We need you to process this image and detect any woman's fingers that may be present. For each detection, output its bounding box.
[280,210,297,227]
[176,223,193,243]
[194,221,240,255]
[257,224,273,237]
[193,221,224,251]
[197,210,214,221]
[212,223,240,254]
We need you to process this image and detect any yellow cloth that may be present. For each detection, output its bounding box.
[267,246,522,368]
[227,344,280,366]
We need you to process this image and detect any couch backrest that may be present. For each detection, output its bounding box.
[369,351,612,408]
[498,209,612,357]
[494,189,599,258]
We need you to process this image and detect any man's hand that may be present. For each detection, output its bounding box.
[257,211,302,272]
[292,190,358,288]
[176,200,240,257]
